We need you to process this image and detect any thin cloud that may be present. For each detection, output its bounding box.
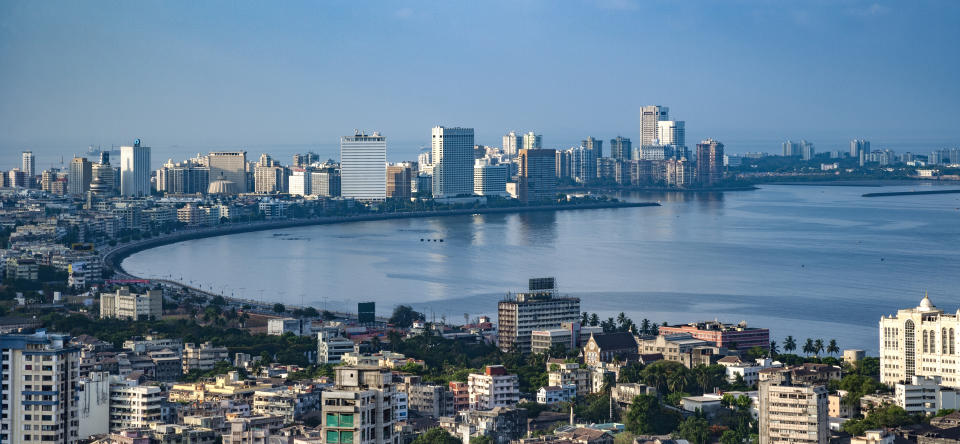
[395,7,414,19]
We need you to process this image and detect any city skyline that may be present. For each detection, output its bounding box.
[1,1,958,169]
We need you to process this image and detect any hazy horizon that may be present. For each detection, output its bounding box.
[2,0,958,169]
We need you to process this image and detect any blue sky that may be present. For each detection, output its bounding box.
[1,0,958,167]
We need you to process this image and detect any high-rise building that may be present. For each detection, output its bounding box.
[431,126,475,198]
[120,140,151,197]
[207,152,248,194]
[640,105,669,146]
[321,366,398,444]
[656,121,685,148]
[569,146,597,184]
[879,295,960,388]
[254,154,287,194]
[522,132,542,151]
[609,136,632,160]
[21,151,35,185]
[581,137,603,158]
[518,149,557,203]
[502,131,521,157]
[0,331,81,444]
[68,157,93,196]
[665,157,694,187]
[386,163,413,200]
[850,139,870,159]
[782,140,812,158]
[311,168,341,197]
[91,152,116,197]
[473,159,507,197]
[759,376,828,444]
[156,160,209,195]
[341,131,387,201]
[497,278,580,354]
[696,139,725,186]
[288,169,311,197]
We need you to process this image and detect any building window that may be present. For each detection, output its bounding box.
[952,329,956,355]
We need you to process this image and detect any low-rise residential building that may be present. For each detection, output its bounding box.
[405,384,454,418]
[100,287,163,320]
[896,375,960,415]
[468,365,520,410]
[222,415,285,444]
[168,371,274,403]
[317,331,354,364]
[721,357,783,386]
[548,360,592,397]
[536,384,576,405]
[758,363,842,386]
[183,341,230,373]
[252,385,323,424]
[530,323,603,355]
[267,318,306,336]
[449,381,470,413]
[611,383,656,411]
[441,406,527,444]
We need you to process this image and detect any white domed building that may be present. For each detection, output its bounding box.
[880,294,960,388]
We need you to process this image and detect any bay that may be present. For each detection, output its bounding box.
[122,184,960,354]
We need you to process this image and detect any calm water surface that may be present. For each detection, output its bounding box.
[123,184,960,354]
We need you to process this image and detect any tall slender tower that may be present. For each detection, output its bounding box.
[431,126,475,198]
[120,139,151,197]
[640,105,669,146]
[21,151,35,179]
[340,130,387,200]
[696,139,724,186]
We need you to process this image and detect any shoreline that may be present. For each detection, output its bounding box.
[862,189,960,197]
[104,201,660,277]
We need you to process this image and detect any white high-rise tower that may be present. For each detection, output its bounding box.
[340,130,387,200]
[656,120,685,147]
[431,126,475,198]
[120,139,151,197]
[640,105,669,146]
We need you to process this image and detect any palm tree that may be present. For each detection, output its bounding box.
[827,339,840,356]
[769,340,779,356]
[589,313,600,327]
[617,312,628,328]
[814,339,825,357]
[784,336,797,353]
[581,312,590,326]
[694,366,713,394]
[668,370,691,394]
[644,366,669,394]
[803,338,815,356]
[640,319,651,335]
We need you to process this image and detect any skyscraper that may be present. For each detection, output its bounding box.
[498,278,580,354]
[207,151,248,194]
[340,131,387,200]
[656,120,685,148]
[68,157,92,196]
[120,139,151,197]
[431,126,475,198]
[640,105,669,146]
[254,154,287,194]
[21,151,34,184]
[473,158,507,197]
[0,331,81,444]
[609,136,632,160]
[386,163,413,199]
[581,137,603,158]
[518,149,557,203]
[502,131,521,157]
[522,132,542,151]
[850,139,870,158]
[696,139,724,186]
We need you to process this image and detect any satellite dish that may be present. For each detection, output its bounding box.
[134,139,141,147]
